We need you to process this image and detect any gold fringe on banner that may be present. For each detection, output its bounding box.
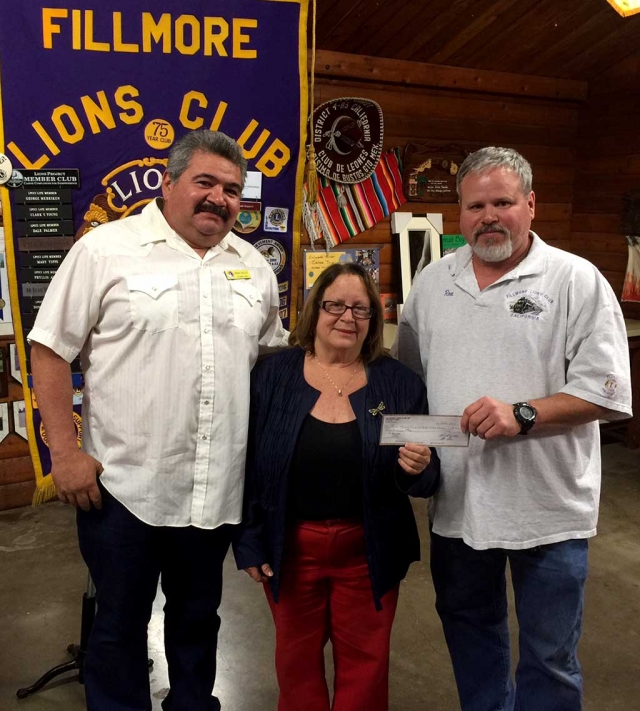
[0,87,55,506]
[33,474,57,505]
[306,145,318,204]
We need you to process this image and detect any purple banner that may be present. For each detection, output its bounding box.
[0,0,308,498]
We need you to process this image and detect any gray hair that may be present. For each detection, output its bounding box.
[166,130,247,187]
[456,147,533,198]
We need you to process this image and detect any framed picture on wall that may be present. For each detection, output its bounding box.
[0,402,9,443]
[303,246,381,302]
[0,344,8,398]
[391,213,443,306]
[12,399,27,440]
[403,143,469,203]
[9,342,21,384]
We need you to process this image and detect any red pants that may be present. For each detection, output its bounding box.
[265,520,399,711]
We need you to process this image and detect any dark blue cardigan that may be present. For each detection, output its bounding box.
[233,347,439,609]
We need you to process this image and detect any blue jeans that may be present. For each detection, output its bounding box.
[77,484,231,711]
[430,532,588,711]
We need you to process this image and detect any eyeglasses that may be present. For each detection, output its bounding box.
[320,300,373,320]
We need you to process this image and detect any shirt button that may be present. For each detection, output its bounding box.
[204,400,210,405]
[203,328,209,333]
[202,435,208,440]
[205,365,211,370]
[203,293,208,298]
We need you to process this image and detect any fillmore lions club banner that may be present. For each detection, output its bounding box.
[0,0,308,502]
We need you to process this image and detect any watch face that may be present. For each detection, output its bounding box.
[520,405,535,419]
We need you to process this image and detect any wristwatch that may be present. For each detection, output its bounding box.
[513,402,537,435]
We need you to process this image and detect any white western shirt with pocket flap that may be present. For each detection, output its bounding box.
[28,198,289,528]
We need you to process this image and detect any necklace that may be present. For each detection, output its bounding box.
[314,356,361,396]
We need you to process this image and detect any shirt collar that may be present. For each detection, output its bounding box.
[139,198,248,259]
[138,198,175,247]
[450,231,548,282]
[509,231,548,279]
[222,229,256,262]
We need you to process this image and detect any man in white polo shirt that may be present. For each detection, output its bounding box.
[394,146,632,711]
[28,129,288,711]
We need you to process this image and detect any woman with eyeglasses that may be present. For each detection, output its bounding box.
[233,262,439,711]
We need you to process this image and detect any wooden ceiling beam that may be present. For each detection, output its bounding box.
[312,50,588,102]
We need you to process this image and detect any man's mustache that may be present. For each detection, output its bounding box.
[196,201,229,220]
[473,223,508,239]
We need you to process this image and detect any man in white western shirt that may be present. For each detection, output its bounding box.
[394,147,632,711]
[29,129,288,711]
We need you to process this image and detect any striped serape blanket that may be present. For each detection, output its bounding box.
[304,148,406,248]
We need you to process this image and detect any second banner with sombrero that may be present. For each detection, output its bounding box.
[304,97,406,247]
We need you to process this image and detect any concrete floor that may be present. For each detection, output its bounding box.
[0,442,638,711]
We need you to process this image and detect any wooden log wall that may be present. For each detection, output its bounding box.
[0,337,35,511]
[570,52,640,319]
[299,51,586,303]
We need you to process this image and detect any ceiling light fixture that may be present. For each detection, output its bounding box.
[607,0,640,17]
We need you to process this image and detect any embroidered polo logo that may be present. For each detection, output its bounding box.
[602,374,618,398]
[368,402,386,416]
[444,289,454,296]
[509,296,543,316]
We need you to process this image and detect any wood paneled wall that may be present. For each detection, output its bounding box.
[301,51,585,299]
[0,343,35,511]
[570,53,640,319]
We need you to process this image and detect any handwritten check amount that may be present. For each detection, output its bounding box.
[380,415,469,447]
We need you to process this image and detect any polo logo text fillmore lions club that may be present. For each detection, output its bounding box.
[507,289,554,320]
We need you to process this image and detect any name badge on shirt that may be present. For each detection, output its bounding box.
[224,269,251,280]
[224,269,251,281]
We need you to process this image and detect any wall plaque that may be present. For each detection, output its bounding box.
[20,252,67,269]
[15,204,73,221]
[21,283,50,298]
[15,220,74,237]
[20,267,59,283]
[18,236,74,251]
[6,169,80,190]
[403,143,469,203]
[13,189,73,204]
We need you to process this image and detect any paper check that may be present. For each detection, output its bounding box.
[379,415,469,447]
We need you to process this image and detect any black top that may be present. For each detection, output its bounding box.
[233,348,440,609]
[289,414,363,520]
